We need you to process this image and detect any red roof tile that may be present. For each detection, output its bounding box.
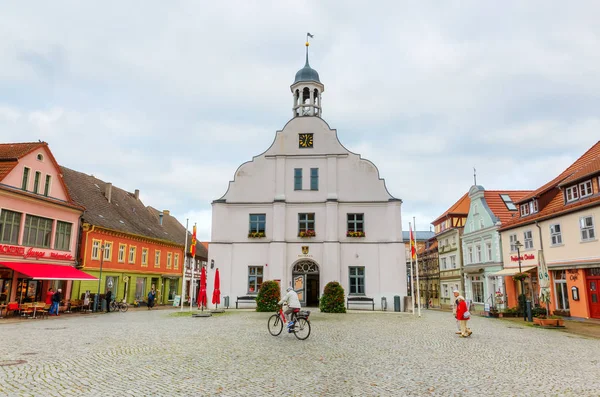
[483,190,532,224]
[517,141,600,203]
[558,157,600,187]
[432,192,470,225]
[0,142,45,180]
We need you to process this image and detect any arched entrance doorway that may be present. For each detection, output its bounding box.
[292,260,320,307]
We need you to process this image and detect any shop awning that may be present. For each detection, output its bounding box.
[0,262,98,280]
[490,266,536,277]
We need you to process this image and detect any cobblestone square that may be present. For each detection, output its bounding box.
[1,309,599,396]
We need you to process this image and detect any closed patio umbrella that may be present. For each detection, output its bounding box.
[212,268,221,309]
[538,250,551,315]
[197,267,207,311]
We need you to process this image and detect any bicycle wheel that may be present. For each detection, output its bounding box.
[109,301,116,312]
[293,318,311,340]
[119,302,128,313]
[268,314,283,336]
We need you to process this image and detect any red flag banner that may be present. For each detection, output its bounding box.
[190,224,197,257]
[409,225,416,260]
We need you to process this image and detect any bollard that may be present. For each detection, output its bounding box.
[381,297,387,311]
[223,296,230,309]
[101,299,107,312]
[394,295,401,312]
[526,300,533,322]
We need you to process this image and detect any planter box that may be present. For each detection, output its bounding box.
[533,318,565,327]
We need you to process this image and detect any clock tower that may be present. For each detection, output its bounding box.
[291,37,324,118]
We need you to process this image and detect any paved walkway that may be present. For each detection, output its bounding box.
[1,309,599,396]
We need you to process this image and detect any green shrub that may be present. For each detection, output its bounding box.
[256,280,280,312]
[532,306,548,318]
[320,281,346,313]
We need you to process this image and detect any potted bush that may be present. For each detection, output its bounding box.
[298,230,316,238]
[248,231,266,238]
[513,272,529,282]
[319,281,346,313]
[255,281,280,312]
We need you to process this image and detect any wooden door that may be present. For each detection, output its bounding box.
[588,280,600,319]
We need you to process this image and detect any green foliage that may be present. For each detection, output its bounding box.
[319,281,346,313]
[532,306,548,318]
[256,280,280,312]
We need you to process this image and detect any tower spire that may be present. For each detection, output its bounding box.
[305,32,313,66]
[473,167,477,185]
[291,33,323,118]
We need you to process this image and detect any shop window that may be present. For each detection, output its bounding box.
[248,266,263,294]
[349,266,365,295]
[135,277,146,300]
[0,209,22,245]
[167,279,178,300]
[472,281,484,303]
[23,214,52,248]
[553,271,569,310]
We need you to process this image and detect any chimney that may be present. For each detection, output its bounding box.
[163,210,170,216]
[105,183,112,204]
[159,211,163,225]
[134,189,139,200]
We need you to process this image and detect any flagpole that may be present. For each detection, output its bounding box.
[189,223,197,311]
[409,222,415,316]
[414,216,421,318]
[180,218,188,311]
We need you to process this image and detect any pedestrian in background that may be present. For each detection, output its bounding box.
[147,288,156,310]
[456,294,472,337]
[452,289,461,334]
[45,287,54,306]
[51,288,62,316]
[105,289,112,313]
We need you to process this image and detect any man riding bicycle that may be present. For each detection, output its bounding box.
[278,286,301,329]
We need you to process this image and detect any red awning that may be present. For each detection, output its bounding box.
[0,262,97,281]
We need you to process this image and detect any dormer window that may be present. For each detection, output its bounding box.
[520,200,538,216]
[520,203,530,217]
[566,180,593,203]
[531,199,538,214]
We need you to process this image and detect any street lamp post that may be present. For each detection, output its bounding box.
[94,244,105,312]
[515,240,526,321]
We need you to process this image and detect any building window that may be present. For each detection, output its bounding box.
[92,240,101,260]
[310,168,318,191]
[486,242,492,262]
[22,167,30,190]
[476,245,481,263]
[441,258,447,270]
[565,185,579,202]
[129,246,136,264]
[553,271,569,310]
[442,284,449,298]
[347,213,364,232]
[298,213,315,233]
[103,242,112,261]
[580,216,596,241]
[174,254,179,270]
[155,250,161,268]
[248,266,263,294]
[0,209,22,244]
[37,153,44,161]
[531,199,539,213]
[135,277,146,301]
[500,194,517,211]
[44,175,51,197]
[118,244,126,263]
[473,204,478,214]
[579,180,593,199]
[510,234,518,252]
[479,219,484,229]
[54,221,72,251]
[524,230,533,249]
[472,281,484,303]
[349,266,365,295]
[467,247,473,264]
[520,204,530,217]
[450,255,456,269]
[167,252,172,269]
[23,215,52,248]
[294,168,302,190]
[33,171,41,194]
[550,224,562,246]
[249,214,266,234]
[141,248,148,267]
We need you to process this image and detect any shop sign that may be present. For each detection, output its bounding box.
[510,253,535,262]
[0,243,73,261]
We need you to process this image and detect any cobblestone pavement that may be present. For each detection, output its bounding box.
[1,309,599,396]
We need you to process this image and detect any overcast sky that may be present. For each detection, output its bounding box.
[2,2,599,240]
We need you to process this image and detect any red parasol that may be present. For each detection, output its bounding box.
[197,266,207,310]
[212,268,221,308]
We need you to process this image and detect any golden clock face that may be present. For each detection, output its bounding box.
[299,133,313,148]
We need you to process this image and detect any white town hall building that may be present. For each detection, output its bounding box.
[208,44,405,310]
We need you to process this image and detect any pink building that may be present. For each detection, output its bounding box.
[0,142,94,308]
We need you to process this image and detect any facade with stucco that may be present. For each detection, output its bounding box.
[208,48,404,309]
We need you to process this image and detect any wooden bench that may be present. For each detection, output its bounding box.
[347,296,375,311]
[235,296,257,309]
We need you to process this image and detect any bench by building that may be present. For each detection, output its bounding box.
[347,296,375,311]
[236,296,257,309]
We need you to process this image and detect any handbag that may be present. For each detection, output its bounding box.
[463,311,471,319]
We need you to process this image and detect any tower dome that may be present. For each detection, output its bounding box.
[291,35,325,118]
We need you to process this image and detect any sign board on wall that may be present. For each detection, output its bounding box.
[0,244,74,261]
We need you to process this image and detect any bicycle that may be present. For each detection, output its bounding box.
[267,304,311,340]
[109,299,129,313]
